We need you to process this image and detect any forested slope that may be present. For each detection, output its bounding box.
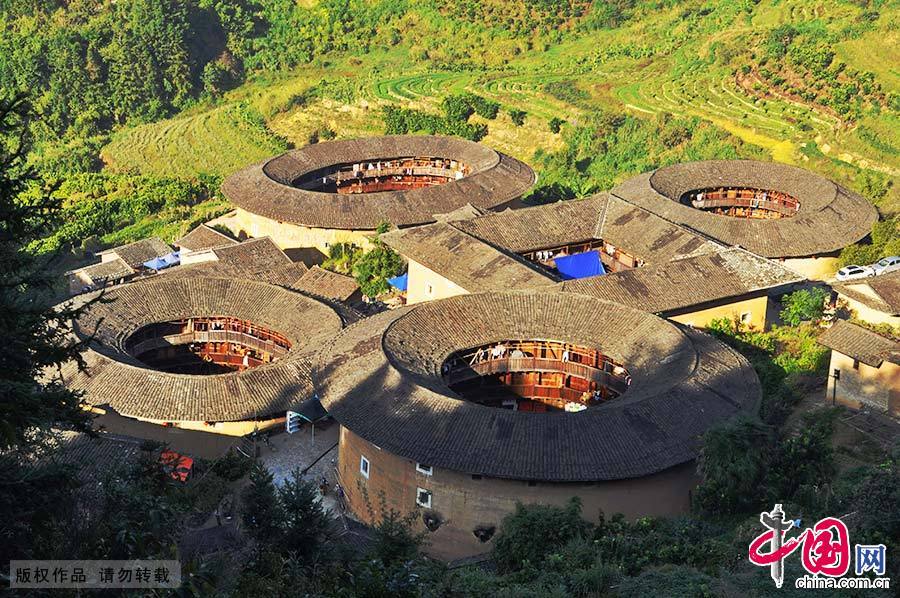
[1,0,897,261]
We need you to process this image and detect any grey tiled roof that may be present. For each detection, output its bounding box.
[176,224,239,252]
[559,247,803,314]
[818,320,900,367]
[833,270,900,316]
[611,160,878,258]
[451,196,606,253]
[60,277,343,422]
[221,135,536,230]
[290,266,360,302]
[100,237,172,268]
[452,193,717,264]
[74,258,136,282]
[163,237,308,287]
[381,222,558,293]
[315,291,760,481]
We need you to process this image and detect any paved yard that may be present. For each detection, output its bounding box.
[257,420,343,514]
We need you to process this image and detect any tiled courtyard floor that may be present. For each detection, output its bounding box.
[257,420,343,514]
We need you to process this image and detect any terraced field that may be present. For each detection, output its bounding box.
[101,104,289,178]
[369,71,580,121]
[99,0,898,198]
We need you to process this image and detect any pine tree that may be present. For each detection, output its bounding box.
[0,94,92,452]
[0,94,94,564]
[278,468,330,560]
[242,461,283,542]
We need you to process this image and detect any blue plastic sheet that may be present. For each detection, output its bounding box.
[554,250,605,280]
[387,272,409,291]
[143,251,181,271]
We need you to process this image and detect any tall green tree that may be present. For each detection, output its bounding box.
[242,461,283,542]
[278,469,331,560]
[0,94,93,563]
[0,95,91,451]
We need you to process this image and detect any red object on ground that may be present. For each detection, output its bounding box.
[160,449,194,482]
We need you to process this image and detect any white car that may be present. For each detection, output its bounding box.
[835,265,874,282]
[871,256,900,276]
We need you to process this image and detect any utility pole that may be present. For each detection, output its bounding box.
[830,368,840,406]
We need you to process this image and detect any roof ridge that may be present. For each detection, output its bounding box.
[608,190,723,246]
[594,193,610,239]
[451,225,560,283]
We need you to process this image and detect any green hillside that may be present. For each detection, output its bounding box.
[2,0,897,249]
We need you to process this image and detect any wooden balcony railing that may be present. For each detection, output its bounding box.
[445,357,629,395]
[692,196,797,216]
[128,330,290,360]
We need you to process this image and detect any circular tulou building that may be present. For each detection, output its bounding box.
[611,160,878,280]
[221,135,536,258]
[60,277,343,435]
[315,291,761,559]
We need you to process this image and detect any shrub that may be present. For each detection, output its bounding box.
[241,462,282,542]
[212,448,252,481]
[470,94,500,119]
[617,565,718,597]
[694,417,773,515]
[441,94,475,122]
[767,410,837,507]
[835,462,900,547]
[567,564,620,596]
[492,498,593,573]
[322,242,361,275]
[543,81,590,105]
[352,225,404,297]
[508,108,527,126]
[382,105,488,141]
[770,324,829,374]
[368,507,424,566]
[548,117,565,133]
[780,287,828,326]
[191,473,229,518]
[278,469,331,560]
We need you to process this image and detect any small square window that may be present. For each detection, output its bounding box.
[416,463,433,476]
[416,487,432,509]
[360,455,370,479]
[740,312,752,324]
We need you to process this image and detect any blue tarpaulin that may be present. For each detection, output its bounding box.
[554,250,605,280]
[387,272,408,291]
[143,251,181,271]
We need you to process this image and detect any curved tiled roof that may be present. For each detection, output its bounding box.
[60,277,343,422]
[221,135,536,230]
[611,160,878,258]
[315,291,760,482]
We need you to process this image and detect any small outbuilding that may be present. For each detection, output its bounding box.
[66,258,136,295]
[175,224,239,263]
[819,320,900,416]
[832,270,900,328]
[380,222,557,303]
